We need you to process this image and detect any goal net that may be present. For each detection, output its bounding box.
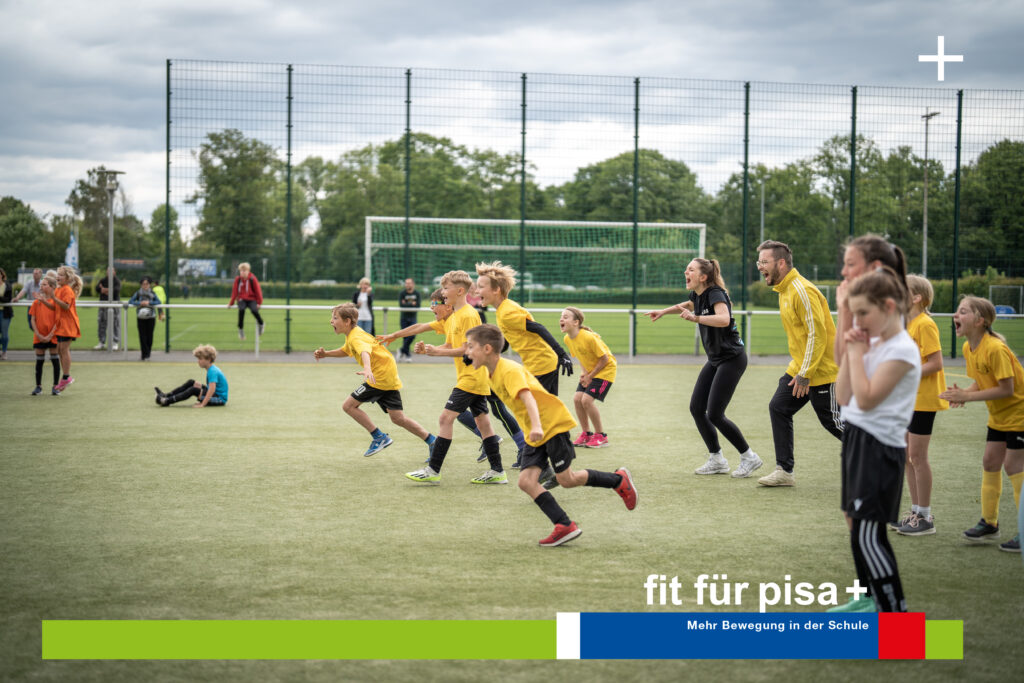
[365,217,705,302]
[989,285,1023,314]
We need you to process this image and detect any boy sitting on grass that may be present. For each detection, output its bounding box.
[155,344,228,408]
[314,303,436,458]
[464,323,636,547]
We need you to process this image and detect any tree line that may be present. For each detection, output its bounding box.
[2,130,1022,287]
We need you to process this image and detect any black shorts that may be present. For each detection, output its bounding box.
[535,369,558,395]
[445,388,489,416]
[56,335,75,343]
[986,427,1024,450]
[840,422,906,524]
[33,341,57,350]
[907,410,936,436]
[351,383,404,413]
[576,377,613,402]
[520,431,576,474]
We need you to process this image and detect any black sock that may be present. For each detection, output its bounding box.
[584,469,621,489]
[483,434,503,472]
[62,374,69,380]
[51,359,61,386]
[534,491,571,526]
[428,436,452,472]
[35,358,44,386]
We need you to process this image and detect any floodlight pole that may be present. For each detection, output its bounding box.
[922,109,939,277]
[102,170,125,354]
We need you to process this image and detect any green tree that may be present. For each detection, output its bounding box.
[0,197,62,273]
[959,139,1024,274]
[188,129,281,261]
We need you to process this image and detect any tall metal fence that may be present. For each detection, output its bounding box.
[165,61,1024,351]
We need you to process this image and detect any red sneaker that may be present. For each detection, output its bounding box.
[572,432,593,447]
[614,467,637,510]
[539,521,582,547]
[586,433,609,448]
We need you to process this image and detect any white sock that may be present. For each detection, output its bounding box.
[918,506,931,519]
[740,449,754,459]
[911,504,921,514]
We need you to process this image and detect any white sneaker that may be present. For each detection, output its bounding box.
[731,452,764,478]
[93,343,106,350]
[112,344,119,351]
[758,466,795,487]
[695,452,729,475]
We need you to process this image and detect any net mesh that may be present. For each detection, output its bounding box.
[367,218,704,302]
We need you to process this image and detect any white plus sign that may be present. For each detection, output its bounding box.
[919,36,963,81]
[845,580,869,600]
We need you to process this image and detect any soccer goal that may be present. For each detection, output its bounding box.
[365,217,706,301]
[989,285,1023,314]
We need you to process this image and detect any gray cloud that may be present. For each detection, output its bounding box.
[0,0,1020,221]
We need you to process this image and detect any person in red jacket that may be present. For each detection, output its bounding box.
[227,262,264,340]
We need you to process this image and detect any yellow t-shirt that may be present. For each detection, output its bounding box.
[496,299,558,376]
[564,329,617,382]
[445,304,490,395]
[907,312,949,412]
[429,319,446,335]
[341,326,401,391]
[964,333,1024,431]
[489,357,577,447]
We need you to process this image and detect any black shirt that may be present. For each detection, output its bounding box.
[688,286,745,365]
[98,275,121,301]
[399,289,421,314]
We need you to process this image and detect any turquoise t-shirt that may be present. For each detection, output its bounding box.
[205,364,229,404]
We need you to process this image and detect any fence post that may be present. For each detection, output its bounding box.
[285,64,294,354]
[631,77,640,357]
[741,82,750,332]
[849,85,857,238]
[951,89,964,358]
[164,58,172,353]
[404,69,412,278]
[519,73,527,302]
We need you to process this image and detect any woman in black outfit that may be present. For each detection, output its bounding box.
[645,258,762,478]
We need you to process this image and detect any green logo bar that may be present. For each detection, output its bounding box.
[42,620,556,660]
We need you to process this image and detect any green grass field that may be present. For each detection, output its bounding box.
[6,297,1022,358]
[0,360,1019,681]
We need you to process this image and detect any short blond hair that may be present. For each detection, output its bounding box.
[905,274,934,311]
[441,270,472,291]
[358,277,370,287]
[332,302,359,322]
[475,260,517,296]
[193,344,218,362]
[238,262,251,273]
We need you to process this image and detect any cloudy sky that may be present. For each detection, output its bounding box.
[1,0,1020,223]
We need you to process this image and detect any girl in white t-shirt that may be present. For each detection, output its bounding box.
[834,267,921,613]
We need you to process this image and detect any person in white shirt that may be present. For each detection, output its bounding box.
[834,267,921,613]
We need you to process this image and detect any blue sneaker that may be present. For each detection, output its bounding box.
[364,433,393,457]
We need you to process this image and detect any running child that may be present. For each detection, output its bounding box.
[834,267,920,612]
[50,266,83,392]
[404,270,506,485]
[380,289,527,464]
[28,271,61,395]
[559,306,617,448]
[475,261,574,395]
[894,275,948,536]
[314,303,436,458]
[465,324,637,546]
[940,296,1024,553]
[645,258,762,478]
[155,345,229,408]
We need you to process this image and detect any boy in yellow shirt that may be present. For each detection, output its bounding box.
[314,303,436,458]
[403,271,506,485]
[466,324,637,546]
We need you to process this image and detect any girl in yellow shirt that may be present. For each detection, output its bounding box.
[941,296,1024,553]
[560,307,617,449]
[894,275,949,536]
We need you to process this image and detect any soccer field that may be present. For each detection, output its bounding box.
[1,360,1019,681]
